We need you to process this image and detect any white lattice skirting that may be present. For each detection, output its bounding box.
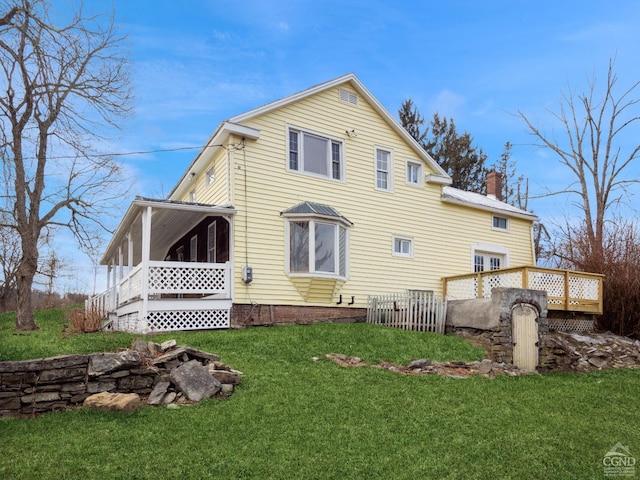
[113,309,230,333]
[146,309,230,332]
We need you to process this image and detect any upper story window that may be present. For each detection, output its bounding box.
[492,215,508,231]
[393,236,413,258]
[288,127,343,181]
[189,189,196,202]
[406,160,423,186]
[375,147,393,191]
[206,166,215,186]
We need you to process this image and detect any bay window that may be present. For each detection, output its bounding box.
[288,219,348,278]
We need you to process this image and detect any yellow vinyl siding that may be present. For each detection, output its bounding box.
[177,146,230,206]
[194,83,535,307]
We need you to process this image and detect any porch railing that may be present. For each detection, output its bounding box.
[443,265,604,314]
[85,285,117,317]
[367,290,446,333]
[88,261,232,314]
[145,261,231,295]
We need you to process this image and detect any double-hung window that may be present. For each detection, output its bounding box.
[288,220,348,278]
[406,160,422,186]
[376,147,392,191]
[288,128,343,181]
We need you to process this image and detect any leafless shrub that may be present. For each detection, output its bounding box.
[552,218,640,338]
[63,307,103,336]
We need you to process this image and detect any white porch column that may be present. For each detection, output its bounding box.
[140,205,152,330]
[110,256,117,289]
[127,231,134,272]
[118,245,124,281]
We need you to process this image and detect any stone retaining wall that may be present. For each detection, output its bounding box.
[0,340,240,419]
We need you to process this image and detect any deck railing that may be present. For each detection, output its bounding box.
[367,290,447,333]
[443,265,604,314]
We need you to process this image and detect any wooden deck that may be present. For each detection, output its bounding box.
[443,265,604,314]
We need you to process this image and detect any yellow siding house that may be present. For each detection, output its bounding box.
[94,74,537,332]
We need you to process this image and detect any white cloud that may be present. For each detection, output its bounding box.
[428,89,466,119]
[276,21,290,33]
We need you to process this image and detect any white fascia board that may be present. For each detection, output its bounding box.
[229,74,358,123]
[101,200,142,264]
[169,122,260,200]
[345,77,450,180]
[441,196,539,222]
[229,73,451,181]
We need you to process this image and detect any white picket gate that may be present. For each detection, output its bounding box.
[366,291,446,333]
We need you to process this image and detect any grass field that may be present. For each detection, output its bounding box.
[1,308,639,479]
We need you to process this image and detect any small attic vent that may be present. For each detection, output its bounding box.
[339,88,358,105]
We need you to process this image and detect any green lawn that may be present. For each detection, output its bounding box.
[1,309,639,479]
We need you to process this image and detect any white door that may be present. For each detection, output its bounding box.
[512,304,538,370]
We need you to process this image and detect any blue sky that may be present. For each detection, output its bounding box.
[67,0,640,292]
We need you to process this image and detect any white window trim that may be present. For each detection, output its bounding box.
[392,235,414,258]
[375,146,394,192]
[492,215,509,232]
[286,125,345,182]
[206,166,215,186]
[405,159,423,187]
[189,189,196,202]
[284,218,349,280]
[471,243,509,272]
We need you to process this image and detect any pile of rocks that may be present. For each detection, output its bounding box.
[83,339,243,412]
[322,354,524,378]
[539,331,640,372]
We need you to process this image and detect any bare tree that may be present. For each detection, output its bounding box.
[518,59,640,271]
[0,224,19,310]
[0,1,131,330]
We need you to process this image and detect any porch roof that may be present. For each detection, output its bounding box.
[101,197,236,265]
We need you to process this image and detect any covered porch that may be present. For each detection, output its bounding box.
[86,197,236,333]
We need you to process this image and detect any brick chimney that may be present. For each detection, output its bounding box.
[486,170,503,201]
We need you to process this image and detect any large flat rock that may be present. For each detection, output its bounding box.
[170,360,221,401]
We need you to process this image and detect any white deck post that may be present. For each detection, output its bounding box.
[140,205,152,330]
